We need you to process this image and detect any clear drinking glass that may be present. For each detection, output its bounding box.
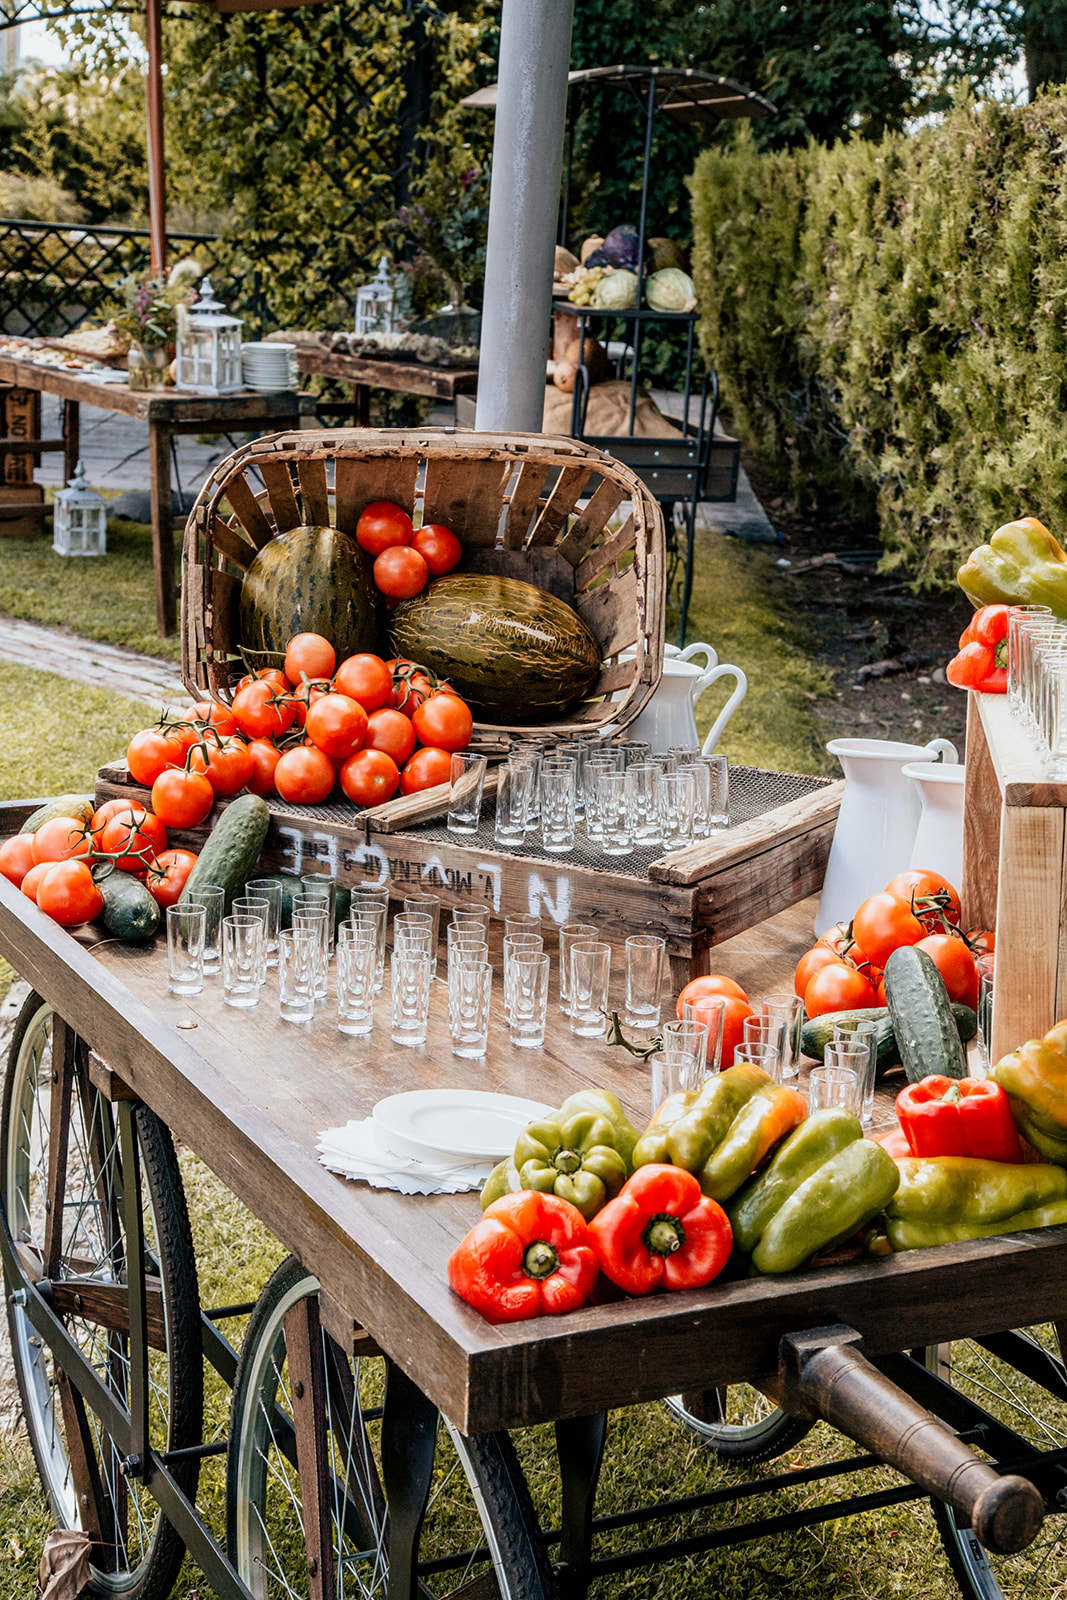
[167,904,204,996]
[742,1015,783,1078]
[734,1043,779,1075]
[509,747,543,826]
[656,769,695,852]
[247,878,282,968]
[336,937,376,1036]
[299,877,336,954]
[447,943,489,1032]
[350,903,386,991]
[625,763,661,846]
[504,932,543,1022]
[223,915,262,1009]
[559,922,596,1015]
[569,941,611,1038]
[278,928,316,1023]
[762,993,803,1081]
[540,761,577,853]
[1009,605,1053,719]
[978,970,994,1076]
[293,904,329,1001]
[393,913,433,961]
[663,1017,709,1077]
[682,759,713,838]
[624,934,665,1030]
[809,1062,861,1115]
[618,740,651,767]
[505,913,541,938]
[584,758,617,847]
[682,996,726,1078]
[449,959,492,1058]
[598,771,633,855]
[831,1021,878,1122]
[390,948,432,1046]
[495,760,533,846]
[650,1048,694,1114]
[448,752,487,835]
[555,742,588,816]
[232,895,269,984]
[450,906,491,935]
[700,753,730,829]
[404,894,441,978]
[669,744,699,764]
[192,884,224,976]
[510,951,550,1048]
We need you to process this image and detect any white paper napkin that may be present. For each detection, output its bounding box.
[317,1118,494,1195]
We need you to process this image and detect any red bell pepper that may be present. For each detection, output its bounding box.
[588,1164,733,1295]
[896,1075,1023,1162]
[946,604,1009,693]
[447,1191,598,1324]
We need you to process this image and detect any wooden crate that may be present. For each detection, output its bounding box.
[962,693,1067,1063]
[181,428,667,750]
[95,759,842,987]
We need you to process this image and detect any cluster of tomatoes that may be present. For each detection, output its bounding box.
[356,500,462,604]
[123,633,473,825]
[0,800,198,926]
[793,869,993,1018]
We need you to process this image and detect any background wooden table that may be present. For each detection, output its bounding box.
[294,345,479,424]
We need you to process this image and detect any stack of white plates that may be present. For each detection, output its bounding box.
[241,341,297,393]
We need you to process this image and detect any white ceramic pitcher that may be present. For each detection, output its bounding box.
[625,643,748,754]
[903,761,967,892]
[815,736,959,935]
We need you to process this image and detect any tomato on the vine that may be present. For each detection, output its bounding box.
[334,653,393,712]
[31,816,92,865]
[246,739,282,798]
[363,707,417,767]
[803,961,878,1017]
[373,546,428,600]
[794,944,845,1000]
[412,524,462,576]
[232,680,296,741]
[388,660,436,718]
[145,848,198,909]
[676,975,748,1016]
[399,746,452,795]
[291,677,332,728]
[851,892,925,969]
[340,749,400,806]
[151,768,215,830]
[189,735,254,798]
[284,633,336,684]
[236,667,288,694]
[274,745,335,805]
[356,501,413,557]
[884,868,961,930]
[98,809,168,874]
[0,833,35,886]
[185,701,238,737]
[127,726,186,787]
[915,932,979,1011]
[36,860,103,927]
[411,692,473,754]
[305,693,368,759]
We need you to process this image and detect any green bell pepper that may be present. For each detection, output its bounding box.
[885,1156,1067,1250]
[752,1139,900,1274]
[989,1021,1067,1164]
[512,1110,628,1220]
[728,1107,863,1256]
[958,517,1067,619]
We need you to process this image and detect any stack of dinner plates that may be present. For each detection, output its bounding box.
[240,342,297,392]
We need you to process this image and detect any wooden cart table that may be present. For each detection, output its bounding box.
[2,803,1067,1600]
[294,344,479,424]
[0,351,316,636]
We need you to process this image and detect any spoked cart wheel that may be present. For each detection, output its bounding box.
[925,1327,1067,1600]
[663,1388,812,1462]
[227,1254,553,1600]
[1,991,203,1600]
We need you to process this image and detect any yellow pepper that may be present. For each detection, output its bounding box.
[958,517,1067,618]
[989,1021,1067,1163]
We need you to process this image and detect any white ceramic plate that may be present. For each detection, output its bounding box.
[372,1090,553,1162]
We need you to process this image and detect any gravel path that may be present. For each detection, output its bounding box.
[0,979,30,1435]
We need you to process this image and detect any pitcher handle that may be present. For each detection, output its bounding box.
[699,665,749,756]
[924,738,959,765]
[679,641,721,698]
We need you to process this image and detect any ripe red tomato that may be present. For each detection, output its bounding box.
[373,546,429,600]
[274,745,336,804]
[127,727,186,787]
[803,961,878,1018]
[399,746,453,795]
[36,860,103,927]
[151,768,215,830]
[412,523,462,576]
[232,680,296,741]
[20,861,52,902]
[290,678,332,728]
[145,848,198,909]
[91,798,143,833]
[236,667,288,694]
[334,653,393,712]
[305,693,369,759]
[916,932,979,1011]
[686,994,754,1069]
[246,739,282,798]
[0,833,36,886]
[676,975,749,1017]
[389,660,436,718]
[851,892,925,969]
[284,633,336,684]
[794,944,845,999]
[189,736,254,798]
[340,749,400,806]
[184,701,238,737]
[363,707,417,767]
[99,809,168,874]
[884,869,961,929]
[356,500,414,557]
[411,692,473,753]
[31,817,92,866]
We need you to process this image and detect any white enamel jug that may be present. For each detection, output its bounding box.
[625,643,748,754]
[903,761,967,892]
[815,736,959,935]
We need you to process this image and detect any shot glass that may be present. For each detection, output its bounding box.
[247,877,282,968]
[741,1016,783,1079]
[167,904,205,996]
[447,941,489,1029]
[404,893,441,978]
[978,971,994,1076]
[649,1049,694,1114]
[350,903,386,991]
[569,941,611,1038]
[583,758,617,847]
[669,744,700,764]
[448,752,487,835]
[700,753,730,830]
[193,885,224,976]
[662,1018,709,1078]
[624,934,665,1030]
[625,763,661,847]
[504,932,543,1022]
[223,915,261,1009]
[494,759,533,847]
[449,959,492,1058]
[390,948,432,1046]
[827,1034,876,1123]
[450,906,491,936]
[509,747,543,827]
[682,759,713,838]
[598,771,633,855]
[509,952,550,1048]
[278,927,316,1024]
[540,761,577,853]
[734,1043,780,1076]
[505,913,541,938]
[336,936,376,1036]
[293,904,329,1001]
[559,922,597,1015]
[762,994,803,1082]
[682,996,726,1078]
[299,876,337,953]
[656,769,695,852]
[618,740,651,767]
[809,1062,861,1116]
[393,915,433,964]
[232,895,270,984]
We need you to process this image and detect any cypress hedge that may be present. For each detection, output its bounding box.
[690,95,1067,586]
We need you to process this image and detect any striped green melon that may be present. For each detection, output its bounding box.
[390,574,601,720]
[238,524,378,672]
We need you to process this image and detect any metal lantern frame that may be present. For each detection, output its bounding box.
[53,461,107,557]
[176,277,244,396]
[354,255,396,337]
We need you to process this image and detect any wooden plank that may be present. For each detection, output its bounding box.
[575,565,639,660]
[284,1294,335,1600]
[296,457,331,528]
[422,456,511,546]
[208,516,257,571]
[555,478,626,567]
[335,454,419,533]
[296,348,479,401]
[693,818,838,950]
[575,514,636,591]
[990,805,1065,1063]
[50,1276,167,1351]
[962,695,1001,930]
[363,771,500,835]
[223,474,275,551]
[649,781,843,885]
[977,693,1067,807]
[148,423,176,637]
[525,464,592,547]
[258,459,302,533]
[503,461,549,548]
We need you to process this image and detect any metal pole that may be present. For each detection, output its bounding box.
[475,0,575,433]
[145,0,167,277]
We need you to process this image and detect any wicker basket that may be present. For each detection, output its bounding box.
[181,428,666,748]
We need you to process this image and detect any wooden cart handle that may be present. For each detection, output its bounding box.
[777,1325,1044,1556]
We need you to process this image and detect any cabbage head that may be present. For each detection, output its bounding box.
[645,268,697,313]
[592,269,638,311]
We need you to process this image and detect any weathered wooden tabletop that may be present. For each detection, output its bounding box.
[2,863,1066,1437]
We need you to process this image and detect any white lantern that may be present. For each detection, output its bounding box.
[176,277,243,395]
[354,256,395,336]
[53,461,107,557]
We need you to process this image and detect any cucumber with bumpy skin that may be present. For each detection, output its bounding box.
[883,945,967,1082]
[94,864,160,944]
[178,794,270,916]
[801,1003,977,1075]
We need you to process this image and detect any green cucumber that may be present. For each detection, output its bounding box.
[883,945,967,1083]
[93,865,160,944]
[801,1003,977,1075]
[179,794,270,916]
[21,794,96,834]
